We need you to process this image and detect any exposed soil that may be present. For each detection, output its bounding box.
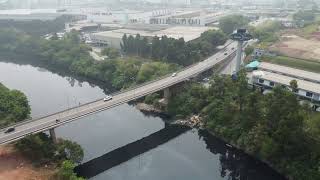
[270,34,320,62]
[0,145,55,180]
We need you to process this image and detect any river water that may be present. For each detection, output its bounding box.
[0,61,286,180]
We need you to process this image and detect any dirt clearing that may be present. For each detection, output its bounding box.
[0,145,55,180]
[270,35,320,62]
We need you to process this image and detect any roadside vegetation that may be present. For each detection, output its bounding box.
[167,71,320,180]
[0,83,30,128]
[260,55,320,73]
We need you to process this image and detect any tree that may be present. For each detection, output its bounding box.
[245,46,254,56]
[101,48,120,59]
[290,79,298,93]
[293,10,316,25]
[0,83,30,127]
[57,140,84,164]
[219,15,249,34]
[56,160,85,180]
[15,133,56,164]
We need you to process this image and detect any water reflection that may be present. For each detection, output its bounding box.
[75,124,190,178]
[198,130,287,180]
[0,61,287,180]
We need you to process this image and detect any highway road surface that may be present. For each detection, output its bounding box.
[0,41,237,145]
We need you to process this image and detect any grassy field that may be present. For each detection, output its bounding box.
[260,55,320,73]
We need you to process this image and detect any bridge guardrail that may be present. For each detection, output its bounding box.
[0,42,236,131]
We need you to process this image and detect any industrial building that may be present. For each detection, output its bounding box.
[0,9,61,20]
[149,10,229,26]
[250,62,320,104]
[90,26,217,49]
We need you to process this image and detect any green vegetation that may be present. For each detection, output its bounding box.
[144,93,161,107]
[293,10,316,25]
[0,28,227,90]
[136,62,178,83]
[15,133,85,179]
[168,71,320,180]
[0,29,178,90]
[0,15,74,36]
[250,20,282,44]
[0,83,30,127]
[301,23,319,36]
[101,47,120,59]
[122,29,228,66]
[244,45,254,56]
[15,133,84,165]
[55,160,85,180]
[261,55,320,73]
[219,15,250,34]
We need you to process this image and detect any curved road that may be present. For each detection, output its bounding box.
[0,42,237,145]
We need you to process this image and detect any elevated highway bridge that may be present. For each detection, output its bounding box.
[0,41,237,145]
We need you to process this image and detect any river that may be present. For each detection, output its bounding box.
[0,61,286,180]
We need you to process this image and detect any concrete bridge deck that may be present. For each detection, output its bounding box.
[0,42,237,145]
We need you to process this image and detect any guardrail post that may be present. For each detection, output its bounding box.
[49,128,57,144]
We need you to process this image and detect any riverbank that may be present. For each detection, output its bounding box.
[135,102,288,179]
[0,145,56,180]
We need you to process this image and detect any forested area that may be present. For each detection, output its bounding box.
[219,15,250,35]
[0,83,30,127]
[0,15,73,36]
[121,29,227,66]
[167,71,320,180]
[0,29,180,89]
[0,28,227,90]
[15,133,85,180]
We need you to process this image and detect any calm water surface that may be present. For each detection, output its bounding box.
[0,61,286,180]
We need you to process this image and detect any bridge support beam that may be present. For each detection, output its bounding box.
[163,88,171,104]
[49,128,57,144]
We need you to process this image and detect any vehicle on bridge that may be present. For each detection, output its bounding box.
[103,95,113,102]
[4,127,15,134]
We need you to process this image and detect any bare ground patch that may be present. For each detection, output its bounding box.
[270,35,320,62]
[0,145,55,180]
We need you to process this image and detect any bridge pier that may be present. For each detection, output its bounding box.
[49,128,57,144]
[163,88,171,104]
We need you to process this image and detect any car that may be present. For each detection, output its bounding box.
[56,119,60,123]
[224,53,228,55]
[171,73,177,77]
[4,127,15,134]
[203,78,210,82]
[103,95,113,102]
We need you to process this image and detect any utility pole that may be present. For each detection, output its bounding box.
[230,29,252,74]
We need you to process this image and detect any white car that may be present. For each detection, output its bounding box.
[103,95,113,102]
[171,73,177,77]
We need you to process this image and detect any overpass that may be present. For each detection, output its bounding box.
[0,41,237,145]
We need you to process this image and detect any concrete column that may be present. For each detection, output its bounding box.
[163,88,171,104]
[49,128,57,144]
[235,41,244,73]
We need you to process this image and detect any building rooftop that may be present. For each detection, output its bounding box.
[259,62,320,84]
[257,70,320,94]
[92,26,217,42]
